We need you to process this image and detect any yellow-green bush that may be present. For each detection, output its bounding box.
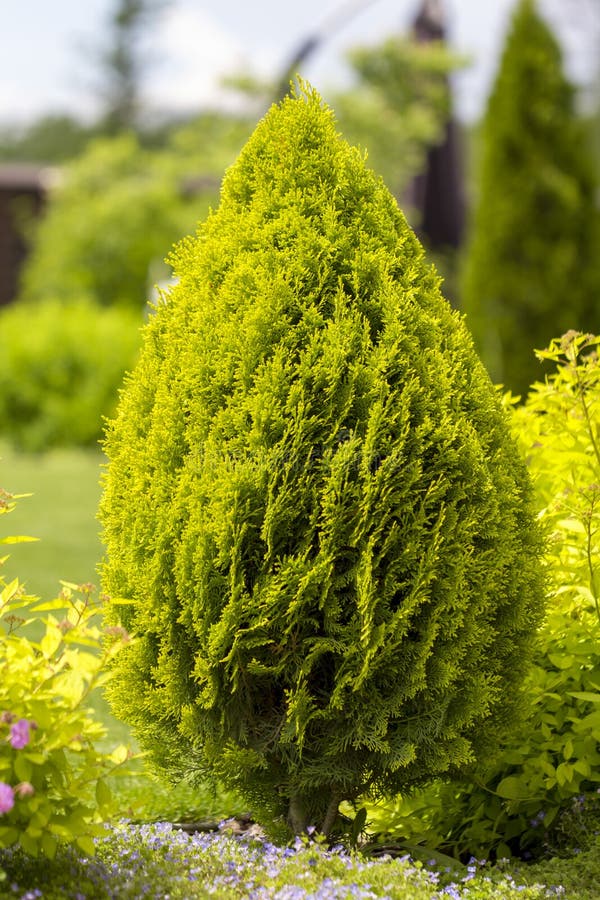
[0,488,132,860]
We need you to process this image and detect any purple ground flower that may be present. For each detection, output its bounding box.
[440,886,461,900]
[0,782,15,814]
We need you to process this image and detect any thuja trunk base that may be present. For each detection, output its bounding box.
[287,791,341,838]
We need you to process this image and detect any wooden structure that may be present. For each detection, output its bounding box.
[0,164,56,306]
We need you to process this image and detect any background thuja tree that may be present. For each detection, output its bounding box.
[100,87,544,837]
[460,0,600,398]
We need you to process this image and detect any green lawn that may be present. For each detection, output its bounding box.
[1,441,104,598]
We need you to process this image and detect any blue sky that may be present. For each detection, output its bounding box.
[2,0,597,125]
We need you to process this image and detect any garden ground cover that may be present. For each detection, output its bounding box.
[0,820,586,899]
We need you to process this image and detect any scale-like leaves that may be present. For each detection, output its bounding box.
[101,85,544,835]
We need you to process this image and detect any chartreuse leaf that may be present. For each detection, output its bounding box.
[0,535,39,545]
[496,777,532,801]
[95,779,112,810]
[568,691,600,704]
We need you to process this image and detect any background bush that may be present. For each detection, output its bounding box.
[17,134,216,311]
[0,297,141,451]
[100,87,544,838]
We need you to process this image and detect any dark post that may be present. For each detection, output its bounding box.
[0,165,53,306]
[407,0,466,252]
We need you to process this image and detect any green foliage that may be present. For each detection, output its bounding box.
[518,835,600,900]
[0,115,97,164]
[0,297,141,451]
[100,86,544,837]
[0,489,132,861]
[16,115,254,315]
[335,37,462,203]
[158,111,252,180]
[19,133,212,311]
[461,0,600,397]
[367,332,600,860]
[513,331,600,624]
[364,782,448,852]
[547,792,600,857]
[430,602,600,860]
[441,332,600,859]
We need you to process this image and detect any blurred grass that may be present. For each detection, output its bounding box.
[1,441,104,598]
[0,441,240,824]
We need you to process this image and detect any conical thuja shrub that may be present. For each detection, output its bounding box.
[100,86,544,836]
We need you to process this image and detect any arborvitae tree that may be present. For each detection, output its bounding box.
[461,0,600,398]
[100,86,544,837]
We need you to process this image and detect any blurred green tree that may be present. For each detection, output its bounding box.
[334,36,462,205]
[18,134,199,310]
[17,113,253,311]
[0,116,97,165]
[461,0,600,397]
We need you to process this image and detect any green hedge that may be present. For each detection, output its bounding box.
[0,297,141,451]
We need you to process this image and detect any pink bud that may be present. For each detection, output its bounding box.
[15,782,34,798]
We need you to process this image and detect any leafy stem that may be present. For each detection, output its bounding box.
[584,507,600,626]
